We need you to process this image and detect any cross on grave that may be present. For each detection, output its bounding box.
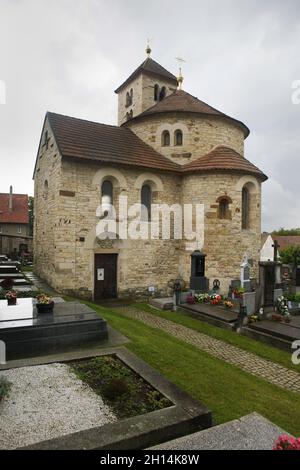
[272,240,280,262]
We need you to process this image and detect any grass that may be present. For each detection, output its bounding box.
[134,302,300,373]
[69,355,172,419]
[84,301,300,436]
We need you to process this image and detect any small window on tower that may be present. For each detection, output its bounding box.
[174,129,183,146]
[43,131,50,150]
[159,86,166,101]
[154,84,159,101]
[162,130,170,147]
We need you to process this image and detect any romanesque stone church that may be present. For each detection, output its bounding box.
[33,48,267,300]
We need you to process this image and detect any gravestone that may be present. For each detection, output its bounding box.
[240,254,251,292]
[190,250,209,292]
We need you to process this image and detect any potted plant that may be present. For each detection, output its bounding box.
[273,296,291,323]
[36,293,54,314]
[232,287,245,299]
[5,290,17,306]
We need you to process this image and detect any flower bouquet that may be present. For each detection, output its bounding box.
[223,299,234,309]
[36,293,54,314]
[195,293,210,304]
[186,294,196,305]
[5,290,17,306]
[273,434,300,450]
[210,294,222,305]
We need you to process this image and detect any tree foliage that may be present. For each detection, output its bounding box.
[272,228,300,236]
[280,246,300,265]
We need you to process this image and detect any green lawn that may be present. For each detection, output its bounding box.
[85,301,300,436]
[135,302,300,373]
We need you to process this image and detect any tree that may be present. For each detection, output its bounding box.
[28,196,34,237]
[272,228,300,236]
[279,246,300,265]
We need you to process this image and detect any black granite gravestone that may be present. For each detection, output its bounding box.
[190,250,209,291]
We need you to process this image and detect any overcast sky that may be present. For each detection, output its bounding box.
[0,0,299,231]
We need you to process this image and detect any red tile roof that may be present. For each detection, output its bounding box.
[182,146,268,181]
[272,236,300,250]
[47,112,181,173]
[115,57,177,94]
[131,89,250,138]
[42,114,267,182]
[0,193,29,224]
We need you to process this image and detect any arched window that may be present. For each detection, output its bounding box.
[154,84,159,101]
[101,180,113,217]
[242,186,250,229]
[218,198,229,219]
[162,130,170,147]
[174,129,183,146]
[126,110,133,121]
[141,184,152,221]
[159,86,166,101]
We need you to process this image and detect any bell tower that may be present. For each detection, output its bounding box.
[115,46,178,126]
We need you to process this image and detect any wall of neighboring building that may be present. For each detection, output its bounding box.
[0,235,33,257]
[180,172,262,294]
[127,113,245,164]
[0,223,29,236]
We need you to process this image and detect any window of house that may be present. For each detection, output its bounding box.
[18,225,22,234]
[174,129,183,146]
[242,186,250,229]
[154,84,159,101]
[0,226,2,234]
[159,86,166,101]
[162,130,170,147]
[141,184,152,221]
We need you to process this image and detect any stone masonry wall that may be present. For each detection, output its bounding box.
[126,113,245,164]
[180,172,262,294]
[117,74,176,126]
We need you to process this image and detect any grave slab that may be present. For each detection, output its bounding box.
[149,298,174,310]
[149,413,288,450]
[0,298,108,359]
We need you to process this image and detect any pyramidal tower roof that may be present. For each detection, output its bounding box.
[115,57,177,94]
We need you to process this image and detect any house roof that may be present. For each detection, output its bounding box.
[47,112,180,173]
[130,89,250,138]
[0,193,29,224]
[272,235,300,250]
[181,146,268,181]
[114,57,177,94]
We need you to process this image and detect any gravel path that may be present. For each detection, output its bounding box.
[0,363,117,449]
[117,306,300,393]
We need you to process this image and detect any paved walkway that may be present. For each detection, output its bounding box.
[25,272,58,296]
[117,306,300,394]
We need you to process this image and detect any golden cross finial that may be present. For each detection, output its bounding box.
[146,38,153,57]
[175,57,186,89]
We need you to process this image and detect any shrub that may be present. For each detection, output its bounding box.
[0,376,12,401]
[294,292,300,303]
[103,378,129,400]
